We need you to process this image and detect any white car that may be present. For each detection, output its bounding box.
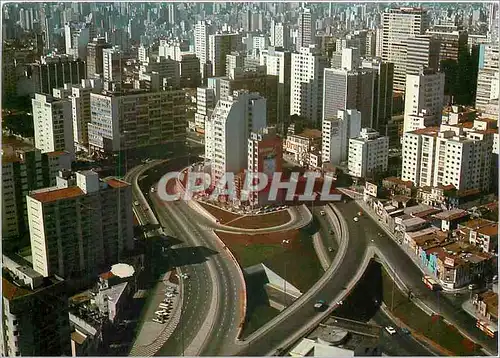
[385,326,397,335]
[134,201,139,206]
[320,210,326,216]
[353,217,359,222]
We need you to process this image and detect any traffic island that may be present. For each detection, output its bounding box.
[216,227,323,338]
[199,202,291,228]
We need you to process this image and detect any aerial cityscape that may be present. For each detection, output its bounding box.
[1,1,499,357]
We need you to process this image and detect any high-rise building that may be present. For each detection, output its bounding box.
[29,55,87,94]
[476,43,499,112]
[205,91,267,189]
[401,120,495,191]
[2,262,70,356]
[64,22,90,59]
[260,47,292,134]
[322,109,362,165]
[296,8,315,51]
[403,68,445,133]
[2,141,71,240]
[208,32,243,77]
[382,7,430,92]
[361,58,394,135]
[70,79,103,149]
[226,52,245,78]
[194,87,216,132]
[102,46,123,83]
[348,128,389,178]
[405,35,441,75]
[247,127,283,206]
[270,20,289,49]
[27,170,134,278]
[138,56,180,90]
[194,21,211,78]
[290,45,329,126]
[323,67,375,128]
[341,47,361,71]
[426,26,468,62]
[86,37,112,78]
[32,94,74,156]
[88,89,186,153]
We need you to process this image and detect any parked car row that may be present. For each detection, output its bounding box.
[153,285,178,324]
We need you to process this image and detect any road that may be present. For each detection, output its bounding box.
[339,200,498,355]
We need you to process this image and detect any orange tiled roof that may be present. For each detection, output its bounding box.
[30,187,84,203]
[412,126,440,135]
[477,223,498,237]
[2,278,30,300]
[105,178,130,189]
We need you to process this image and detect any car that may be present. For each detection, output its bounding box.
[328,247,334,252]
[385,326,397,335]
[320,210,326,216]
[329,230,334,235]
[165,293,174,298]
[468,283,478,290]
[401,328,410,335]
[314,300,327,312]
[134,201,139,206]
[353,217,359,222]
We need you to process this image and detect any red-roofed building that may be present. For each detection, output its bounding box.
[27,170,134,279]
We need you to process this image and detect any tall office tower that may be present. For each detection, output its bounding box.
[194,87,216,132]
[401,122,494,191]
[341,47,361,71]
[86,37,112,78]
[375,27,383,58]
[426,26,468,62]
[209,32,243,77]
[488,3,499,41]
[270,20,290,49]
[2,264,70,356]
[27,171,134,278]
[71,79,103,149]
[348,128,389,178]
[322,109,361,165]
[290,45,329,126]
[260,47,292,135]
[64,22,90,59]
[178,53,201,88]
[403,68,445,133]
[102,46,123,83]
[243,9,252,32]
[87,89,186,154]
[29,55,87,94]
[2,144,71,240]
[32,93,74,155]
[195,21,211,78]
[382,7,430,92]
[226,52,245,78]
[365,30,377,57]
[405,35,441,75]
[138,56,180,90]
[106,28,130,50]
[247,127,283,206]
[361,58,394,134]
[476,43,499,112]
[323,68,375,128]
[296,8,315,51]
[205,91,267,189]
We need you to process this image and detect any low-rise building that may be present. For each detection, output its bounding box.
[284,129,322,166]
[459,219,498,253]
[432,208,470,232]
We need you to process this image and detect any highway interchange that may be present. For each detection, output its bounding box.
[127,159,497,356]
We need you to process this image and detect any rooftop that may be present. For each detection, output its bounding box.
[297,129,322,139]
[383,176,414,188]
[104,178,130,189]
[411,126,440,136]
[433,209,469,221]
[477,223,498,237]
[30,186,84,203]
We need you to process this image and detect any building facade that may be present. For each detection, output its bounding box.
[348,128,389,178]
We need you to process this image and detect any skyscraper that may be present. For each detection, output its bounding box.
[290,45,329,126]
[296,8,315,51]
[382,7,429,92]
[403,68,445,133]
[86,37,112,78]
[323,67,375,128]
[195,21,211,78]
[476,43,499,111]
[208,32,243,77]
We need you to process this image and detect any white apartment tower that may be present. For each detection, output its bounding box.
[290,45,329,126]
[323,67,375,128]
[194,87,216,132]
[71,79,103,149]
[401,121,494,191]
[476,43,499,112]
[382,7,430,92]
[322,109,362,165]
[270,20,289,49]
[102,46,123,82]
[348,128,389,178]
[32,94,74,155]
[205,91,267,188]
[27,171,134,278]
[296,8,315,51]
[403,68,445,133]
